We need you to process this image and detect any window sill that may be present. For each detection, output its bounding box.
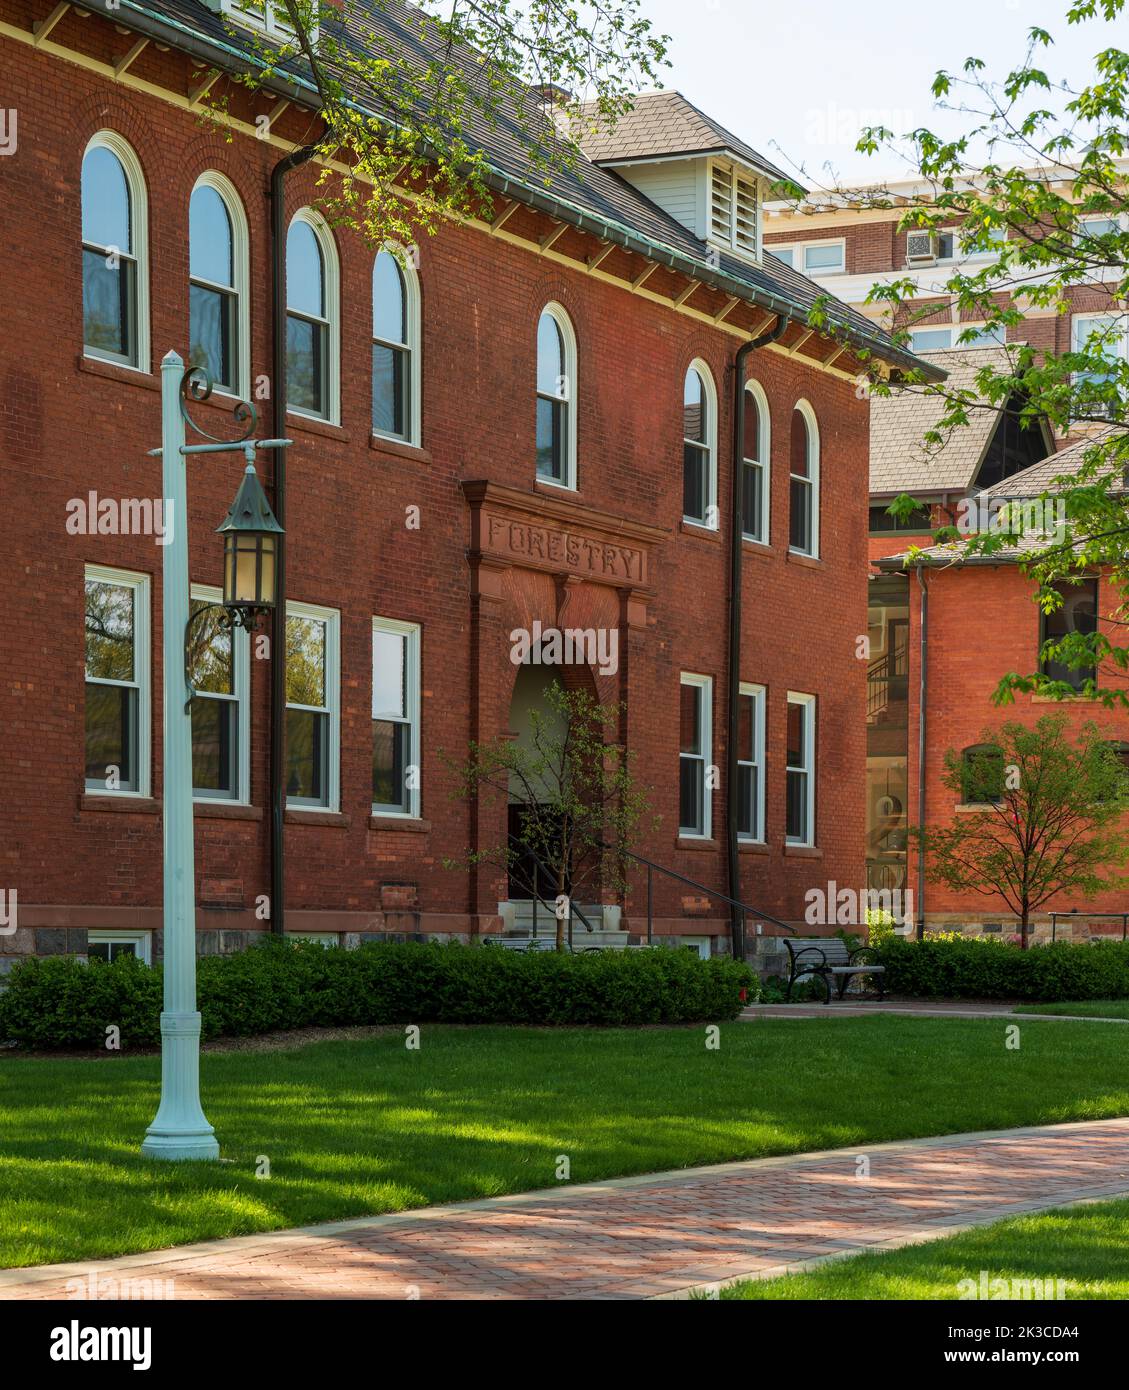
[680,520,722,542]
[534,478,579,500]
[1031,693,1094,703]
[369,435,431,465]
[953,802,1000,814]
[741,537,772,559]
[369,815,431,833]
[80,794,159,814]
[286,411,349,442]
[786,550,823,570]
[676,835,718,851]
[78,355,157,391]
[193,802,263,821]
[285,809,350,828]
[783,843,822,858]
[738,839,769,855]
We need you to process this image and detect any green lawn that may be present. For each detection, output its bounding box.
[1015,1000,1129,1020]
[719,1198,1129,1299]
[1,1016,1128,1269]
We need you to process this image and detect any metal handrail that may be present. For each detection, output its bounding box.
[1050,910,1129,942]
[602,843,798,948]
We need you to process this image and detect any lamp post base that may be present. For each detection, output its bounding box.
[141,1010,220,1162]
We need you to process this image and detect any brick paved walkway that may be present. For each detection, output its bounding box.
[2,1118,1128,1300]
[740,1001,1129,1021]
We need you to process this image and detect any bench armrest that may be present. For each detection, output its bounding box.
[848,946,882,965]
[789,946,829,969]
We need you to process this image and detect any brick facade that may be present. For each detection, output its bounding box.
[0,7,873,966]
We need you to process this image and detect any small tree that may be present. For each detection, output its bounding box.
[445,681,653,950]
[917,713,1129,946]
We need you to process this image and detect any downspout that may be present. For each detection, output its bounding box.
[726,313,789,960]
[914,563,929,940]
[269,143,319,936]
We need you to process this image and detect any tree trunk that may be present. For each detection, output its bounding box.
[1020,900,1030,951]
[555,862,567,952]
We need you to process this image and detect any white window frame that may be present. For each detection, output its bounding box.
[679,672,713,840]
[1071,312,1128,386]
[285,599,340,812]
[909,322,1005,353]
[81,130,150,374]
[741,378,771,545]
[535,301,578,491]
[766,238,845,275]
[189,172,251,402]
[287,207,340,425]
[737,682,766,844]
[789,399,820,559]
[87,929,152,965]
[220,0,317,42]
[371,246,422,448]
[84,564,150,799]
[189,583,251,805]
[683,359,718,530]
[371,616,421,819]
[785,691,816,847]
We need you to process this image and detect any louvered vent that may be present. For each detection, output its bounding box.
[734,174,758,254]
[710,164,759,257]
[710,165,733,244]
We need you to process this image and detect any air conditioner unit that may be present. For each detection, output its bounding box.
[905,232,937,265]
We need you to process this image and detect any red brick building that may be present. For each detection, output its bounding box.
[761,180,1128,936]
[0,2,930,971]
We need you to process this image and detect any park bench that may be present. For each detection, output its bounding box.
[784,938,886,1005]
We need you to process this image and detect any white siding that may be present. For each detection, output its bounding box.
[614,159,703,237]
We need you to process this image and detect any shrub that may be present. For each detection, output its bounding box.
[0,939,757,1050]
[876,936,1129,1001]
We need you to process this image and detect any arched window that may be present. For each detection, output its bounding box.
[189,175,248,397]
[372,248,420,444]
[535,304,576,488]
[789,401,820,556]
[961,743,1004,805]
[683,361,717,527]
[741,379,771,544]
[286,210,338,422]
[81,132,148,369]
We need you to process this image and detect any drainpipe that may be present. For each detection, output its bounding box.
[914,562,929,940]
[726,314,789,961]
[269,143,319,935]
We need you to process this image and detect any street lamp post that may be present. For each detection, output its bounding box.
[142,349,287,1161]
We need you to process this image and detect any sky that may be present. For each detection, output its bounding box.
[643,0,1118,185]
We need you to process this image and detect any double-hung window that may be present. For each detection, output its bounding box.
[679,673,712,838]
[683,362,717,527]
[741,381,770,544]
[535,304,576,487]
[188,585,249,801]
[372,249,419,444]
[84,566,149,796]
[1040,578,1098,691]
[372,618,420,817]
[737,683,765,842]
[189,177,246,397]
[286,211,338,421]
[785,693,816,846]
[81,133,147,370]
[285,602,339,810]
[788,403,820,557]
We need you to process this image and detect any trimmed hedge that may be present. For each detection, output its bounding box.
[0,939,757,1050]
[876,936,1129,1001]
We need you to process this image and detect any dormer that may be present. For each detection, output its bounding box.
[576,91,790,267]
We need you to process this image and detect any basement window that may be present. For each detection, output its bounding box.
[88,930,152,965]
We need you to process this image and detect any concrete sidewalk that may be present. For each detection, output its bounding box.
[741,1000,1129,1022]
[3,1118,1128,1301]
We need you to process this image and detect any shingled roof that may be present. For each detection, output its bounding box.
[870,347,1014,496]
[104,0,940,381]
[575,89,792,185]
